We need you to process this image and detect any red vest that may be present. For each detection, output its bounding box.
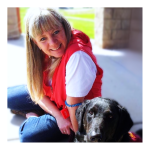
[43,29,103,110]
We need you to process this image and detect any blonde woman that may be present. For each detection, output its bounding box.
[7,7,103,142]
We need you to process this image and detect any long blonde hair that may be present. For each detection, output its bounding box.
[25,7,71,103]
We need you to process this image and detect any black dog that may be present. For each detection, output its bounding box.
[75,97,141,142]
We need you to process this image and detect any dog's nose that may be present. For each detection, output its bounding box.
[90,131,102,142]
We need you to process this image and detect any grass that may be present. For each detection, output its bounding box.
[19,7,95,38]
[66,17,94,38]
[59,8,95,19]
[20,7,28,33]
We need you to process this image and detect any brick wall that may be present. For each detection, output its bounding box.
[129,8,142,51]
[7,7,21,39]
[95,8,142,49]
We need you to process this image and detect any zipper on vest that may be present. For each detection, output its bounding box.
[50,86,53,94]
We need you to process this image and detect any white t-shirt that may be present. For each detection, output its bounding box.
[66,51,97,97]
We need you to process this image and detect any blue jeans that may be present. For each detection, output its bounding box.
[7,85,69,142]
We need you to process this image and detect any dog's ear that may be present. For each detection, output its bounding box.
[114,105,133,141]
[75,100,90,134]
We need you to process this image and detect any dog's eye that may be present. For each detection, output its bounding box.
[104,112,113,119]
[89,110,94,115]
[104,115,113,120]
[109,115,113,119]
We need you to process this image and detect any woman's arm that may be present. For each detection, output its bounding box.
[66,96,85,133]
[38,95,73,135]
[65,52,97,133]
[38,95,60,117]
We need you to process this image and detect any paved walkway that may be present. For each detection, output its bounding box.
[7,34,142,142]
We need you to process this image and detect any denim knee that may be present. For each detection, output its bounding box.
[7,85,29,109]
[7,85,42,111]
[19,121,26,142]
[19,116,45,142]
[19,114,65,142]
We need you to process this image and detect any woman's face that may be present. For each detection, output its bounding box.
[33,26,67,58]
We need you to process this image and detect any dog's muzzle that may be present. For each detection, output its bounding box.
[87,118,103,142]
[90,130,102,142]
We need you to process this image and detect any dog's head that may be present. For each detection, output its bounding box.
[75,97,133,142]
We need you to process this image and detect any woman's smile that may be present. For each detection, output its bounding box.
[50,44,61,51]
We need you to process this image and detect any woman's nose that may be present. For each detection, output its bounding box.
[48,38,58,49]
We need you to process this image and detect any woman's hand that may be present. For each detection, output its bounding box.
[38,96,74,135]
[55,115,74,135]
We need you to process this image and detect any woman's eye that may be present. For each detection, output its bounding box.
[53,30,59,35]
[40,37,46,41]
